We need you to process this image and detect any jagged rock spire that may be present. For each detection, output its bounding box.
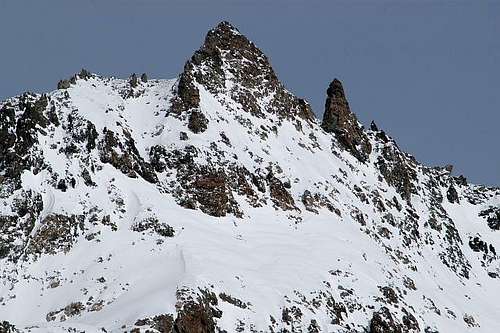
[321,79,371,161]
[322,79,347,133]
[189,20,278,96]
[170,21,314,128]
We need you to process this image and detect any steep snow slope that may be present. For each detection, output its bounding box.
[1,22,499,333]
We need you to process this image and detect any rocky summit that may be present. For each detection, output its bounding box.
[0,21,499,333]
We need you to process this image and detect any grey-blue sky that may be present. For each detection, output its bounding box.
[1,1,499,185]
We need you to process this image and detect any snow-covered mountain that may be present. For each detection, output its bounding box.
[1,21,499,333]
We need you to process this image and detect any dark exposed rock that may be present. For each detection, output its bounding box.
[369,307,402,333]
[170,21,314,123]
[13,190,44,219]
[376,143,417,202]
[79,68,92,80]
[403,277,416,291]
[322,79,371,162]
[135,314,174,332]
[351,207,366,226]
[57,80,71,90]
[468,235,497,277]
[478,206,500,230]
[490,244,497,256]
[402,308,420,332]
[219,292,249,309]
[28,214,84,256]
[179,131,188,141]
[59,69,92,88]
[422,197,471,279]
[0,94,59,185]
[191,172,237,217]
[170,63,200,115]
[57,179,67,192]
[173,302,215,333]
[439,215,471,279]
[376,130,390,143]
[81,168,96,187]
[16,94,49,145]
[379,286,399,304]
[173,289,219,333]
[150,146,269,217]
[85,121,98,151]
[63,114,98,155]
[140,73,148,83]
[324,294,347,325]
[0,321,19,333]
[0,104,18,179]
[65,302,85,317]
[282,306,303,327]
[469,236,489,254]
[0,191,44,261]
[321,79,343,132]
[131,217,175,238]
[98,128,158,183]
[188,110,208,133]
[446,184,459,203]
[392,197,402,211]
[455,175,467,186]
[129,73,139,88]
[149,145,169,173]
[46,301,85,322]
[463,313,479,327]
[307,319,321,333]
[47,104,60,126]
[219,132,231,146]
[267,172,297,211]
[301,190,339,215]
[0,216,20,259]
[464,185,497,205]
[188,169,238,217]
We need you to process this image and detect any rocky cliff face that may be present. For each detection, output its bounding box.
[0,22,499,333]
[172,21,314,126]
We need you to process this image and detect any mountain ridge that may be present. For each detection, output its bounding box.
[0,21,499,333]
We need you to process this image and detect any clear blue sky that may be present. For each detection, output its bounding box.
[1,1,499,186]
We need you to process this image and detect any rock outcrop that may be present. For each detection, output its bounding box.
[170,21,314,126]
[322,79,371,161]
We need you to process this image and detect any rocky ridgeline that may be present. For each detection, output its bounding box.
[0,21,499,333]
[171,21,315,130]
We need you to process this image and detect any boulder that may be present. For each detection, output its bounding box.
[447,184,459,203]
[188,110,208,133]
